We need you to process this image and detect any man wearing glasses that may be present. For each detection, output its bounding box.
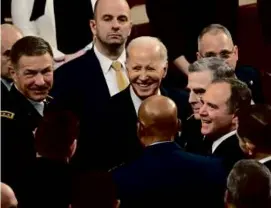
[197,24,264,103]
[1,24,23,106]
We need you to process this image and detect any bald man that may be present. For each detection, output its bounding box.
[1,24,23,106]
[101,36,190,169]
[1,183,18,208]
[50,0,132,170]
[112,95,226,208]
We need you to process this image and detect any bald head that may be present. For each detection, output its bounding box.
[1,183,18,208]
[138,95,179,145]
[127,36,168,63]
[1,24,23,80]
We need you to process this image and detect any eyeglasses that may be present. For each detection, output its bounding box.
[199,48,234,59]
[2,49,11,57]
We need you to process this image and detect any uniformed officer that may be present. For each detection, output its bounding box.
[1,36,54,207]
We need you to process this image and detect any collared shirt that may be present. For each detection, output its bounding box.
[28,99,45,116]
[1,78,13,91]
[93,45,129,96]
[149,141,173,146]
[259,155,271,164]
[130,86,161,115]
[212,130,237,153]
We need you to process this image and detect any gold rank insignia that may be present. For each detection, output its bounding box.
[1,111,15,119]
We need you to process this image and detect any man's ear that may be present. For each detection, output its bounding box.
[196,52,201,60]
[69,139,77,159]
[90,19,97,36]
[128,21,133,37]
[162,62,168,78]
[233,45,239,60]
[9,66,17,82]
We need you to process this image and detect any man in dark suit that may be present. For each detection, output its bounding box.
[181,57,236,152]
[1,24,23,108]
[112,95,226,208]
[225,159,271,208]
[237,104,271,171]
[50,0,132,171]
[102,36,191,168]
[1,36,54,207]
[199,78,251,170]
[33,110,79,208]
[197,24,265,103]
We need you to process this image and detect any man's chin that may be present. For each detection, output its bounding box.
[193,113,201,120]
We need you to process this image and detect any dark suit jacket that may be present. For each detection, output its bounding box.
[212,134,246,172]
[32,158,71,208]
[1,86,48,207]
[50,49,111,170]
[1,80,10,109]
[235,65,265,103]
[101,86,191,168]
[112,142,226,208]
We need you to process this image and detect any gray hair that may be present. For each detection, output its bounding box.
[127,36,168,62]
[227,159,271,208]
[188,57,236,80]
[198,24,233,51]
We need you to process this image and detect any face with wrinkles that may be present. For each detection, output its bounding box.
[126,44,167,100]
[11,53,54,102]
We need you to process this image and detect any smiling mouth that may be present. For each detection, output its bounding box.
[201,119,211,124]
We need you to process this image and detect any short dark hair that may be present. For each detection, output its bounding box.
[10,36,53,68]
[237,104,271,152]
[188,57,236,80]
[227,159,271,208]
[212,78,251,114]
[35,110,79,161]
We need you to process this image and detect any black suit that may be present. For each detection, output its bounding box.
[235,65,265,103]
[50,49,111,170]
[212,134,246,172]
[112,142,226,208]
[102,86,191,168]
[1,86,50,207]
[33,158,71,208]
[1,80,10,109]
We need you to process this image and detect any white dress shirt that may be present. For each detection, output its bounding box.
[93,45,129,96]
[259,156,271,164]
[130,86,161,115]
[212,130,237,153]
[28,99,45,116]
[1,78,12,91]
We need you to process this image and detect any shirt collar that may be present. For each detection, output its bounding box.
[1,78,13,91]
[212,130,236,153]
[149,141,173,146]
[130,86,161,115]
[28,99,45,116]
[259,155,271,164]
[93,45,126,74]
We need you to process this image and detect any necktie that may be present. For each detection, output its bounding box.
[112,61,128,91]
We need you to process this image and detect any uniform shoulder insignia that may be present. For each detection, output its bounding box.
[1,111,15,119]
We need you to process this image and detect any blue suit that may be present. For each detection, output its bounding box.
[112,142,226,208]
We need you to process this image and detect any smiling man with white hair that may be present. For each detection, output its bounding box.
[101,36,190,169]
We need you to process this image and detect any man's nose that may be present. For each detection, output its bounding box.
[189,91,197,103]
[138,71,148,81]
[112,19,121,30]
[199,104,207,116]
[34,73,45,86]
